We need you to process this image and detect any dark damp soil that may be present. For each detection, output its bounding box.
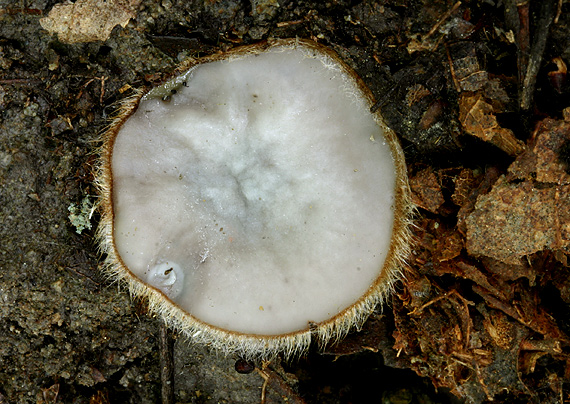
[1,0,569,403]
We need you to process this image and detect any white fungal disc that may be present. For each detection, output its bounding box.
[97,38,411,359]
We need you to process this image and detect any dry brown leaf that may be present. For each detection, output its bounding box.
[40,0,141,44]
[459,93,526,156]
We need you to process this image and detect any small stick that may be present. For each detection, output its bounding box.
[0,78,43,85]
[255,366,306,404]
[424,1,462,40]
[554,0,563,24]
[159,321,175,404]
[445,43,461,93]
[520,0,557,110]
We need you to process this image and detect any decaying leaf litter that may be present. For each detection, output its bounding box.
[1,0,570,403]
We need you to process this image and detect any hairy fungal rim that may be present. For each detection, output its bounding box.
[95,38,412,360]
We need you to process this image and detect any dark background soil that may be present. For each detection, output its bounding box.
[1,1,569,403]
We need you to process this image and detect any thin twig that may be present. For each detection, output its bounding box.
[255,366,306,404]
[0,78,43,85]
[159,321,175,404]
[554,0,563,23]
[445,43,461,93]
[516,1,530,87]
[424,1,462,40]
[521,0,557,110]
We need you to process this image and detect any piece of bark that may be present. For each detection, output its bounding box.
[467,115,570,265]
[466,177,570,265]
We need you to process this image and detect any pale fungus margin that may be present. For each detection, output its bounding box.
[96,38,413,360]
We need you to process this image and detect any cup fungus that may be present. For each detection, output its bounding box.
[97,38,411,359]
